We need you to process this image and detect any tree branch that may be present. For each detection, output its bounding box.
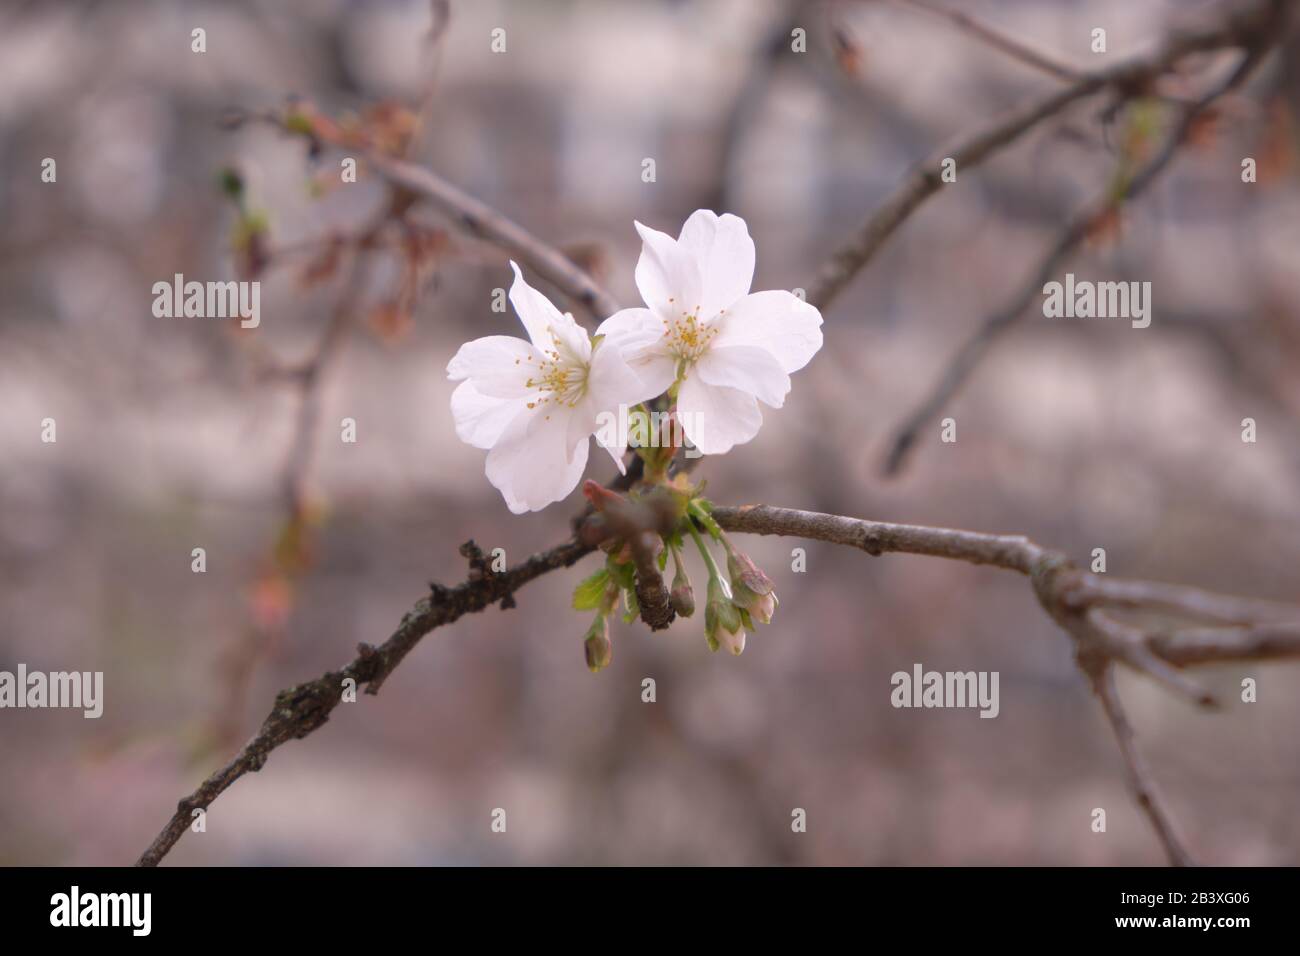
[886,0,1083,82]
[231,102,621,322]
[1088,663,1194,866]
[808,0,1289,312]
[134,534,593,867]
[136,500,1300,866]
[710,501,1300,864]
[1148,622,1300,665]
[362,151,622,321]
[881,35,1278,475]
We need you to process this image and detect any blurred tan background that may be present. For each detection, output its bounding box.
[2,0,1299,865]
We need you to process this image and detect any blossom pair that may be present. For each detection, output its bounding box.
[448,210,824,513]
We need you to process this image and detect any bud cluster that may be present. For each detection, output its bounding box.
[571,485,778,672]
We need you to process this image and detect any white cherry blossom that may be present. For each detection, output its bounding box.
[596,210,823,454]
[448,261,654,513]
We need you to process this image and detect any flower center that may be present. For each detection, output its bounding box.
[522,329,588,411]
[662,301,718,364]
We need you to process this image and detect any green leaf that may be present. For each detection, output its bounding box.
[284,109,316,137]
[572,568,610,611]
[657,544,669,572]
[217,167,244,201]
[606,556,636,591]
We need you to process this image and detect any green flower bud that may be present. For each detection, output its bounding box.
[733,582,778,624]
[726,544,775,597]
[725,540,777,625]
[669,545,694,617]
[583,614,612,673]
[671,582,695,618]
[704,577,745,655]
[717,620,745,656]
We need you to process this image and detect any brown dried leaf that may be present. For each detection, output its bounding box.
[368,300,414,344]
[299,235,344,286]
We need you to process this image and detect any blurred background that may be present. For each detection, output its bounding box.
[2,0,1299,865]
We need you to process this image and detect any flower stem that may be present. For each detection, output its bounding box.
[669,538,685,578]
[635,401,676,484]
[686,518,723,582]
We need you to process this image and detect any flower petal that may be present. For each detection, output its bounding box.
[579,336,675,472]
[485,407,590,513]
[678,210,755,319]
[676,374,763,455]
[565,394,607,466]
[596,307,679,398]
[450,379,528,449]
[711,290,824,374]
[446,335,539,398]
[596,306,662,346]
[627,350,679,399]
[695,344,791,408]
[600,440,630,475]
[589,334,670,409]
[574,393,628,475]
[634,220,703,322]
[509,260,589,361]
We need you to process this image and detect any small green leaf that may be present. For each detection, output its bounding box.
[606,556,636,591]
[217,167,244,201]
[284,110,315,137]
[572,568,610,611]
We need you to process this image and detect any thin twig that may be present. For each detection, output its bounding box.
[280,214,388,512]
[236,102,621,321]
[1088,664,1195,866]
[1085,609,1217,708]
[1085,576,1300,626]
[135,534,594,867]
[362,151,622,321]
[808,0,1288,312]
[1148,622,1300,665]
[881,39,1276,475]
[887,0,1082,82]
